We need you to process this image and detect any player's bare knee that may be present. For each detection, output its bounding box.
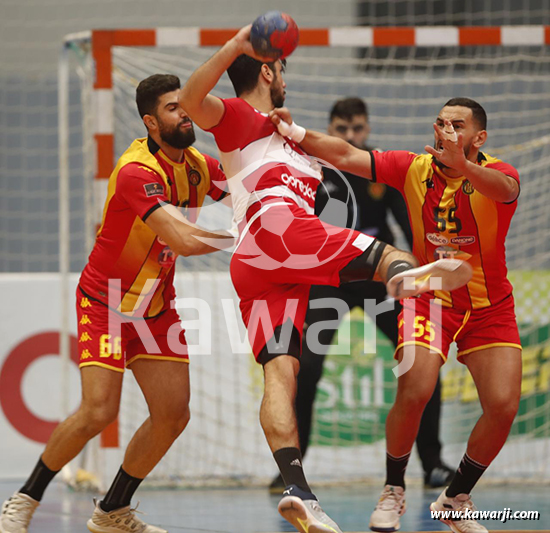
[80,403,119,434]
[263,354,300,382]
[151,402,190,437]
[166,408,190,438]
[173,405,191,435]
[395,383,434,413]
[484,397,519,428]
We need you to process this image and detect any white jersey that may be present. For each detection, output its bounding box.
[207,97,323,230]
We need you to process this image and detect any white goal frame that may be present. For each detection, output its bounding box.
[58,25,550,485]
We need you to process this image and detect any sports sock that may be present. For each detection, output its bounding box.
[100,466,143,512]
[446,453,488,497]
[19,457,60,502]
[386,260,415,282]
[273,447,312,494]
[385,451,411,489]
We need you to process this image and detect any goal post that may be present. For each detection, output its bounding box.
[59,25,550,488]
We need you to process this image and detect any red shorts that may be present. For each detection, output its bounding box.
[396,293,522,363]
[76,286,188,373]
[231,200,375,363]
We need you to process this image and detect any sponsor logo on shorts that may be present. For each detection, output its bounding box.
[188,169,201,186]
[450,236,476,245]
[281,172,316,201]
[427,233,448,246]
[80,349,93,360]
[80,297,92,308]
[143,182,165,197]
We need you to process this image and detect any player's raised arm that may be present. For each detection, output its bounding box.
[270,107,373,179]
[180,25,272,130]
[425,118,519,203]
[145,203,234,257]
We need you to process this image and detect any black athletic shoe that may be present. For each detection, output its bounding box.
[424,464,454,488]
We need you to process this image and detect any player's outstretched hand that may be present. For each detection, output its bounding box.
[425,118,467,173]
[232,24,275,63]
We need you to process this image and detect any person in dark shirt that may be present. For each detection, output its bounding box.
[270,97,453,491]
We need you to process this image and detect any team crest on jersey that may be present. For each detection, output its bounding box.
[158,246,176,267]
[144,182,165,197]
[462,180,475,195]
[188,169,201,186]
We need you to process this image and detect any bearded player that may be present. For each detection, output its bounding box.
[0,74,231,533]
[180,25,472,533]
[271,98,521,533]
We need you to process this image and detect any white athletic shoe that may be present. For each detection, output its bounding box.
[387,258,473,300]
[430,489,488,533]
[369,485,406,532]
[0,492,39,533]
[278,494,343,533]
[87,500,167,533]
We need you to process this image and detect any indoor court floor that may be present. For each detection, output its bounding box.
[1,480,548,532]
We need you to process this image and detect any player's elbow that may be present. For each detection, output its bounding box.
[340,147,370,179]
[179,86,200,117]
[503,178,519,203]
[174,235,197,257]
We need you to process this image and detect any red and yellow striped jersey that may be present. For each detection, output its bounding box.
[79,137,227,318]
[371,150,519,310]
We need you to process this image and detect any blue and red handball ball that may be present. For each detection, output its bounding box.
[250,11,299,60]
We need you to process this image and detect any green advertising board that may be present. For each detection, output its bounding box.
[311,272,550,447]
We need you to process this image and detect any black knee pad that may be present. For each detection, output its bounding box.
[257,319,302,366]
[339,240,387,284]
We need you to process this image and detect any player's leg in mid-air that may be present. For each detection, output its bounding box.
[231,204,472,533]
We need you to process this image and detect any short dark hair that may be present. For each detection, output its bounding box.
[227,54,286,97]
[136,74,180,118]
[444,97,487,130]
[330,97,368,122]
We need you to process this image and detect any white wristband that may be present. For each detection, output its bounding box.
[277,120,306,143]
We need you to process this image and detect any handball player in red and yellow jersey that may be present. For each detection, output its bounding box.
[271,98,521,533]
[0,74,231,533]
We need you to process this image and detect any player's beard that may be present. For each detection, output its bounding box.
[433,140,471,170]
[159,119,196,149]
[270,81,285,109]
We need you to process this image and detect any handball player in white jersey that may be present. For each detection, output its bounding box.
[180,25,471,533]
